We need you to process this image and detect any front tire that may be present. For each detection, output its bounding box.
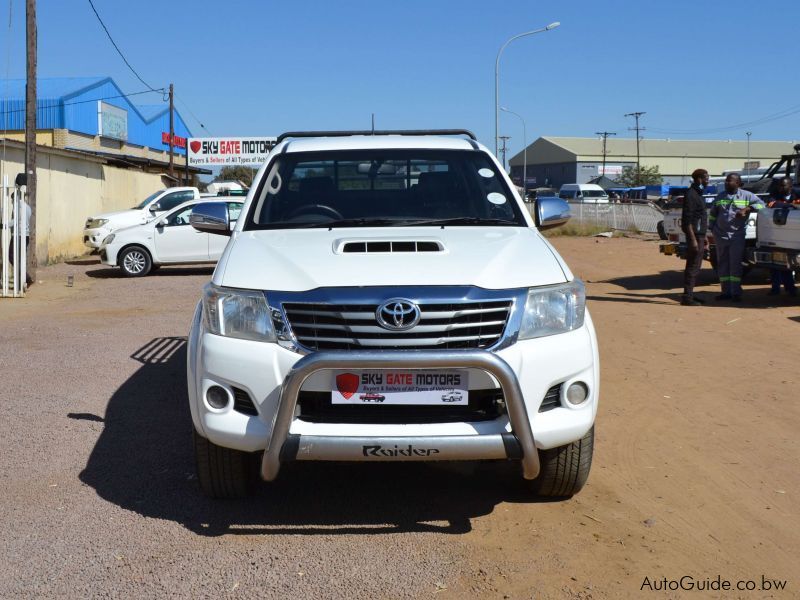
[528,426,594,497]
[193,429,259,498]
[118,246,152,277]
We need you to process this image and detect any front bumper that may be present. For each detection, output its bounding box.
[187,305,599,481]
[263,350,539,481]
[83,227,112,249]
[751,248,799,270]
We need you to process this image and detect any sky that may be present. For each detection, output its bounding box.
[2,0,800,162]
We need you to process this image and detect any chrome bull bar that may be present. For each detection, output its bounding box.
[261,350,540,481]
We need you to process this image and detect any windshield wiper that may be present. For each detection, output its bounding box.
[396,216,521,227]
[303,218,403,229]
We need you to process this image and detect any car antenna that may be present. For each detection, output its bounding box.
[371,113,375,135]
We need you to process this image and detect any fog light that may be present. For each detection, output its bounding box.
[206,385,230,409]
[566,382,589,405]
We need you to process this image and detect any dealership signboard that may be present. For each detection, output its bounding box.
[598,165,623,176]
[187,137,277,166]
[97,101,128,141]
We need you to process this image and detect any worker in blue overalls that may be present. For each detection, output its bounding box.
[709,173,764,302]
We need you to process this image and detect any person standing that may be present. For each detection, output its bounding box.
[680,168,710,306]
[8,192,32,286]
[709,173,764,302]
[766,176,799,296]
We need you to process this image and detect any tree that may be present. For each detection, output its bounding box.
[615,165,663,186]
[217,165,256,188]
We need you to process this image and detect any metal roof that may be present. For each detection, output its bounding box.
[0,76,109,101]
[135,104,169,120]
[510,136,800,165]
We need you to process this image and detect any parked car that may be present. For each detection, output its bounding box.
[186,129,597,500]
[558,183,610,204]
[83,187,201,249]
[99,197,243,276]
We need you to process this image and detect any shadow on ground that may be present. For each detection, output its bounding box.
[590,267,797,309]
[85,265,214,279]
[66,257,100,266]
[80,337,548,537]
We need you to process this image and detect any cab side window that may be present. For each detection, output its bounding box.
[165,206,194,227]
[159,191,195,212]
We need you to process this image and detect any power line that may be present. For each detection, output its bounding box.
[86,0,162,95]
[648,102,800,135]
[0,87,165,116]
[175,94,212,135]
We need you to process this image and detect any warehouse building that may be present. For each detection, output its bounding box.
[509,137,799,188]
[0,76,208,180]
[1,76,210,263]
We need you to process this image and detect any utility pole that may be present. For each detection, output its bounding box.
[499,135,511,171]
[25,0,37,284]
[595,131,616,179]
[168,83,174,179]
[624,111,645,185]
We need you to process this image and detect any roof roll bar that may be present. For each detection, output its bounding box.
[275,129,477,145]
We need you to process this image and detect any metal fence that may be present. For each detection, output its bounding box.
[562,201,664,234]
[1,175,27,298]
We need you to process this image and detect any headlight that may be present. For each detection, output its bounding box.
[87,218,109,229]
[518,280,585,339]
[102,233,115,245]
[202,284,276,342]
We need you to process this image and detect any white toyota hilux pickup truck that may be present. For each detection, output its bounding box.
[186,130,599,499]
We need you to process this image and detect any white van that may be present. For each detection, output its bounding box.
[558,184,610,204]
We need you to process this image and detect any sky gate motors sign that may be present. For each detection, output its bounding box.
[187,137,277,166]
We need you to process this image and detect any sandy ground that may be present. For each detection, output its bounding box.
[0,236,797,599]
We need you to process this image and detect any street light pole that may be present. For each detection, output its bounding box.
[502,106,527,197]
[745,131,752,181]
[495,22,560,157]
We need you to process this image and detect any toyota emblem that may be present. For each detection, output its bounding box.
[376,298,421,331]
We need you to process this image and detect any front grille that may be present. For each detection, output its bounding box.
[232,387,258,416]
[282,300,512,351]
[539,384,562,412]
[297,389,504,424]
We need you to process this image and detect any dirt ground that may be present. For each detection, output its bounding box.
[0,236,797,599]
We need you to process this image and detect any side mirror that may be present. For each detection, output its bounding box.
[535,197,571,230]
[190,202,231,236]
[149,202,161,213]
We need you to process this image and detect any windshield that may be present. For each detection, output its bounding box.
[132,190,163,210]
[582,190,608,197]
[245,150,526,229]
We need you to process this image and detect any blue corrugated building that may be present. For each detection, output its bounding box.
[0,76,191,156]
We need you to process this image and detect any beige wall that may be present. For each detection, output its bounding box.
[0,130,54,146]
[1,143,164,263]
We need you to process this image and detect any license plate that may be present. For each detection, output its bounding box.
[331,370,469,405]
[661,243,677,255]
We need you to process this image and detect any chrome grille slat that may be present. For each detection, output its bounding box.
[283,298,513,351]
[294,333,502,347]
[289,320,507,334]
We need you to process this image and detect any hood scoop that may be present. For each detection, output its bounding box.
[336,239,445,254]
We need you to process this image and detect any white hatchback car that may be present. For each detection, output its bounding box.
[99,198,243,276]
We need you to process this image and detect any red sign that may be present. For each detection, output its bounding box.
[161,132,187,149]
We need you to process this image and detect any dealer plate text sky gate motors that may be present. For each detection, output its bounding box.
[187,137,277,166]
